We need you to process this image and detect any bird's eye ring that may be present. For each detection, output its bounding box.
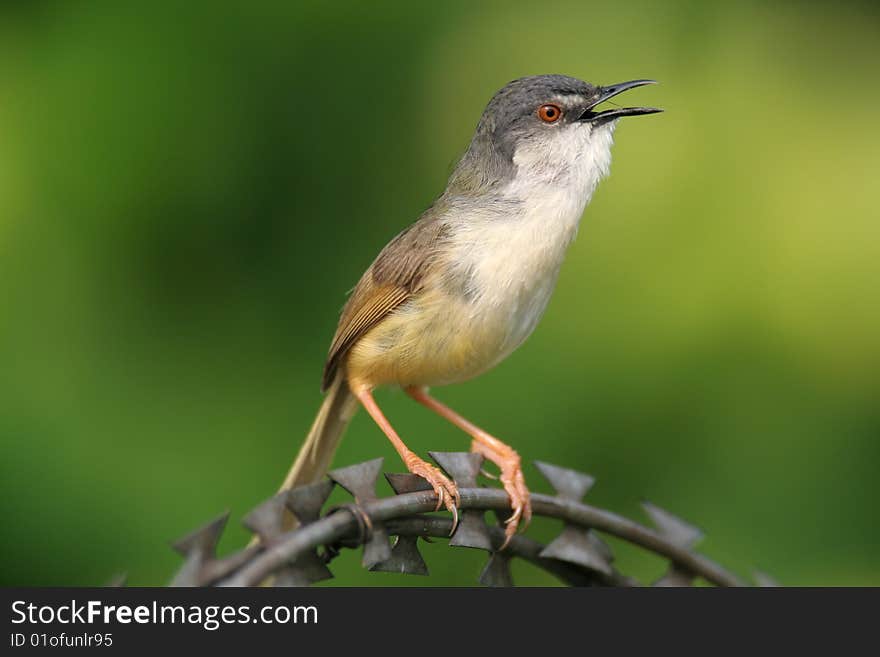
[538,104,563,123]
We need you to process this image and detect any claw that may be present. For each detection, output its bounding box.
[449,504,459,536]
[521,505,533,531]
[472,444,532,545]
[439,480,460,535]
[404,456,461,532]
[500,522,517,551]
[516,473,532,532]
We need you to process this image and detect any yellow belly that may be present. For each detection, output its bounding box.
[345,197,575,392]
[345,286,513,389]
[345,261,561,390]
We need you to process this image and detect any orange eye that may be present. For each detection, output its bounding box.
[538,103,563,123]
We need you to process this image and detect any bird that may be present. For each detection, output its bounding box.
[278,74,660,547]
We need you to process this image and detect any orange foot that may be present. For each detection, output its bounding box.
[472,441,531,549]
[404,453,460,534]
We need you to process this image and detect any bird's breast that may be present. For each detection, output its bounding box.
[347,199,585,390]
[439,188,587,370]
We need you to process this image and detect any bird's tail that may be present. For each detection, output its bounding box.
[276,372,358,529]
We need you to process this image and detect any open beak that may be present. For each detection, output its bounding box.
[579,79,662,126]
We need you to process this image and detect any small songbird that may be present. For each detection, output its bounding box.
[279,74,660,546]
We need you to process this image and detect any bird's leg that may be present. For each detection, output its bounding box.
[405,386,531,548]
[353,387,459,532]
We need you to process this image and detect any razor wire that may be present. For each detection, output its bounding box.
[160,452,775,587]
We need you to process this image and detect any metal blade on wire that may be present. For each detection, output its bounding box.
[282,479,336,586]
[329,458,392,568]
[535,461,613,575]
[242,492,289,544]
[287,480,335,524]
[479,552,513,587]
[370,535,429,576]
[169,512,229,586]
[642,501,704,548]
[541,526,614,575]
[430,451,493,551]
[237,480,338,586]
[385,472,433,495]
[534,461,595,501]
[642,501,704,586]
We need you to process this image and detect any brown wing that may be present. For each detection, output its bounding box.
[321,280,408,389]
[321,215,449,390]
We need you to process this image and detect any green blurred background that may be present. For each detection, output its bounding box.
[1,0,878,587]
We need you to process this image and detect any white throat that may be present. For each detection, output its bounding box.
[507,121,616,237]
[446,122,617,367]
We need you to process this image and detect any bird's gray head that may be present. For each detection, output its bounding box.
[446,74,660,197]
